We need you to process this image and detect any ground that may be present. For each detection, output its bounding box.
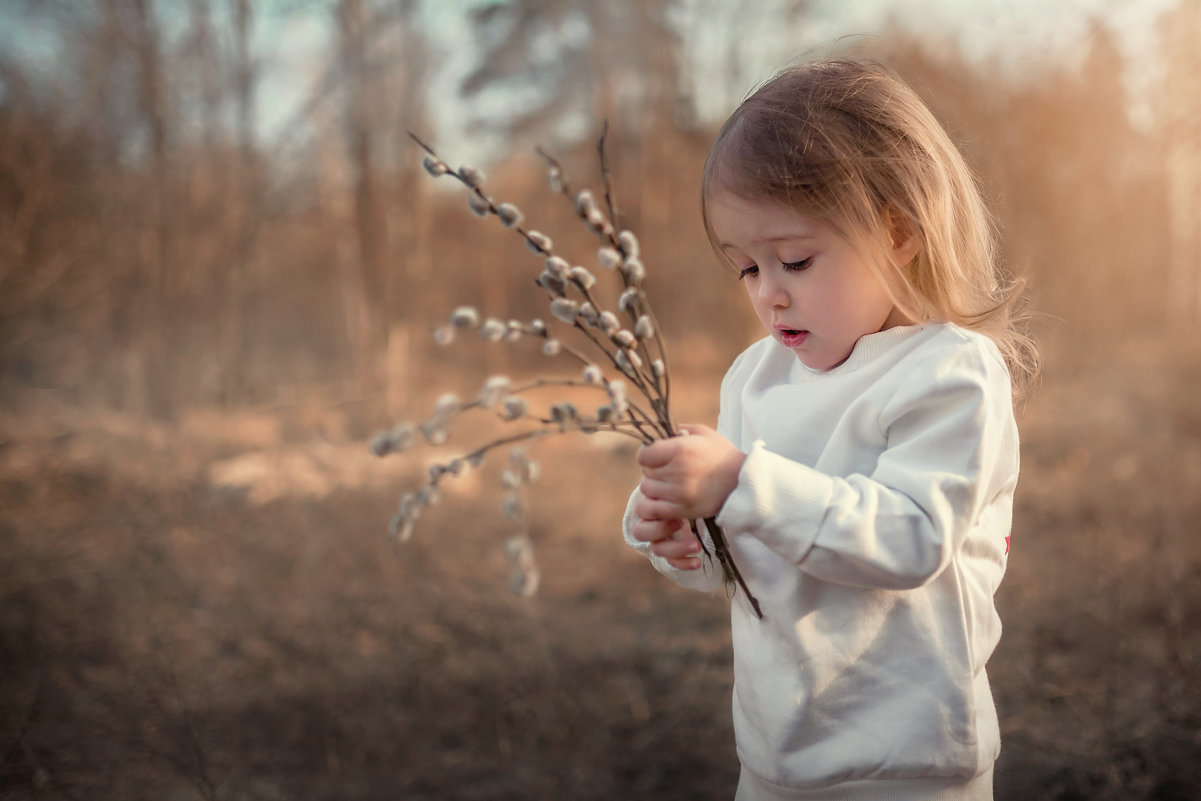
[1,337,1199,800]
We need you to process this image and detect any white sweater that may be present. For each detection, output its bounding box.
[623,323,1019,800]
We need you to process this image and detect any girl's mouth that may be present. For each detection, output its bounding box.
[777,328,809,347]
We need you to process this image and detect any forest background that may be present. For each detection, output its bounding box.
[1,1,1200,799]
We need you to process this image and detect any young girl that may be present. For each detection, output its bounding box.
[624,59,1037,800]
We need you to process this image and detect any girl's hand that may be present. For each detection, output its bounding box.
[630,517,703,570]
[634,424,746,522]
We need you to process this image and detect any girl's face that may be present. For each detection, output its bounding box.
[707,189,913,371]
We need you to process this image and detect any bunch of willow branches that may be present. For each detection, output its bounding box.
[371,129,762,619]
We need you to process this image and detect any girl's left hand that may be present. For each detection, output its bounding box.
[635,424,746,522]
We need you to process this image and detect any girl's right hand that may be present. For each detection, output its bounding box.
[631,515,703,571]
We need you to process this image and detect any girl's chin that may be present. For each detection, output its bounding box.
[793,346,853,372]
[769,329,852,370]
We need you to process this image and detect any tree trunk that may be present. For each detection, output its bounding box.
[337,0,389,419]
[130,0,174,417]
[218,0,257,405]
[386,0,430,416]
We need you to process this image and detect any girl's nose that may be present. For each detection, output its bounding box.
[757,269,790,308]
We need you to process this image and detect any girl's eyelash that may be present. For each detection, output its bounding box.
[738,259,811,280]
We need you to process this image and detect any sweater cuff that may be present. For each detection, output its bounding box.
[621,487,651,553]
[716,440,835,564]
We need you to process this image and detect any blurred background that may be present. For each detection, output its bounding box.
[1,0,1199,799]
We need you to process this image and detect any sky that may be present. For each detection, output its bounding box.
[0,0,1182,160]
[410,0,1180,161]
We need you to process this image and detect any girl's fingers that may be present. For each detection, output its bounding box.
[631,517,682,543]
[651,536,702,560]
[632,505,702,570]
[660,524,704,568]
[633,494,682,522]
[650,524,703,559]
[631,518,663,543]
[637,435,687,469]
[637,440,672,469]
[638,477,678,502]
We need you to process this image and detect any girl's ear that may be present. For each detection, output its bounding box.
[884,208,920,267]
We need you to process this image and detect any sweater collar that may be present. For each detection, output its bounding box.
[790,324,927,376]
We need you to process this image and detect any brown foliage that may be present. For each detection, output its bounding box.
[0,18,1189,419]
[1,6,1200,798]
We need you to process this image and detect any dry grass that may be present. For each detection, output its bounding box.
[1,338,1199,800]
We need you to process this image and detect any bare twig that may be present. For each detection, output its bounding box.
[597,120,620,230]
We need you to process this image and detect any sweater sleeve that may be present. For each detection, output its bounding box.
[715,343,1017,590]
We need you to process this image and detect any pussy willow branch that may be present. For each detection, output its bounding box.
[541,134,760,617]
[505,319,661,443]
[534,146,674,435]
[423,377,659,449]
[414,130,666,421]
[562,314,660,423]
[404,129,762,618]
[511,308,661,441]
[588,133,675,419]
[614,288,672,422]
[532,318,662,440]
[412,130,552,257]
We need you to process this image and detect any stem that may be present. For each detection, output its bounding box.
[528,418,652,444]
[510,376,597,394]
[537,145,622,250]
[407,129,437,156]
[643,307,673,425]
[703,517,763,620]
[688,519,713,558]
[597,120,620,228]
[458,428,557,474]
[503,375,658,443]
[535,146,571,196]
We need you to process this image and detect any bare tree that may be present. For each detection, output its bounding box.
[337,0,390,413]
[385,0,430,414]
[0,67,66,333]
[218,0,260,404]
[183,0,222,151]
[129,0,172,290]
[124,0,176,415]
[1160,2,1201,326]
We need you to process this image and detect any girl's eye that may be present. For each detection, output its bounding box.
[737,258,809,280]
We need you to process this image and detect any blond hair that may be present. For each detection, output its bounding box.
[702,59,1039,397]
